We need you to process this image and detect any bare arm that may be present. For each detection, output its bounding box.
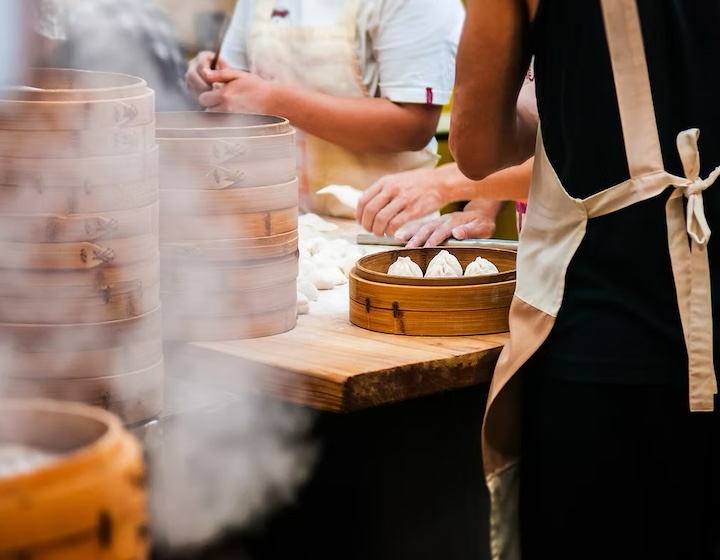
[450,0,536,180]
[199,68,441,154]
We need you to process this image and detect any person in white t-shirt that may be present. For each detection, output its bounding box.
[185,0,465,215]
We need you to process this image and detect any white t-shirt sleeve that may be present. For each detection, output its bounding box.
[371,0,465,106]
[218,1,253,71]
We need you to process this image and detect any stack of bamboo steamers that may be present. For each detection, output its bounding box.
[156,112,298,342]
[0,69,163,425]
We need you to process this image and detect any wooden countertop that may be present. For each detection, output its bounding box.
[169,219,508,413]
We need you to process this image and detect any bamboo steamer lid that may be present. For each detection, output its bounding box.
[349,247,517,336]
[0,399,149,558]
[1,68,149,101]
[0,69,154,132]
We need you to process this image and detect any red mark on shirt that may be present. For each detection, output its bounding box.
[271,8,289,18]
[426,87,433,104]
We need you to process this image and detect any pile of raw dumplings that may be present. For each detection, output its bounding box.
[296,213,367,315]
[388,250,499,278]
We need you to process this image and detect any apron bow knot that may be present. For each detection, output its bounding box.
[674,128,718,246]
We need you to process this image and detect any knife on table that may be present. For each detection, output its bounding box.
[355,233,518,251]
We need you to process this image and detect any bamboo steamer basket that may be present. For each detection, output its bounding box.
[156,112,298,341]
[0,399,149,559]
[0,69,163,424]
[349,247,517,336]
[0,308,163,424]
[0,179,159,215]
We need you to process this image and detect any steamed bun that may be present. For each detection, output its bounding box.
[424,250,462,278]
[387,256,423,277]
[464,256,499,277]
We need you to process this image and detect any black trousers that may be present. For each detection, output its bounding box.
[519,373,720,560]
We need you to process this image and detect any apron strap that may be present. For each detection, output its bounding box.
[600,0,664,176]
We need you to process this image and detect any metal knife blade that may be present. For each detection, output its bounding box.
[355,233,518,251]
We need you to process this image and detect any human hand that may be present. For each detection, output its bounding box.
[185,51,216,99]
[356,168,446,237]
[396,199,502,248]
[198,68,277,114]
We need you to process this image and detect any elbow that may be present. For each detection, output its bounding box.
[449,136,504,181]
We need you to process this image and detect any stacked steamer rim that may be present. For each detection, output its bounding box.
[156,112,298,341]
[0,399,149,559]
[0,69,163,425]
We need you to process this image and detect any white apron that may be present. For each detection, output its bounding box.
[484,1,719,558]
[247,0,439,214]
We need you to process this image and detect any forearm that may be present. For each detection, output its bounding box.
[266,86,441,154]
[468,157,533,201]
[449,0,534,180]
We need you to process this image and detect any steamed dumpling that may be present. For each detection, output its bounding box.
[425,250,462,278]
[464,256,500,277]
[387,256,423,277]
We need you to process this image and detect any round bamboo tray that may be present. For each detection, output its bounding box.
[349,247,516,336]
[0,179,159,215]
[3,339,163,379]
[0,122,156,158]
[159,159,296,190]
[0,147,158,188]
[0,360,163,425]
[163,305,297,342]
[0,236,159,270]
[162,280,297,318]
[0,91,155,131]
[0,259,160,298]
[0,201,158,243]
[160,207,297,241]
[162,252,298,292]
[161,232,298,263]
[160,179,298,215]
[0,306,162,353]
[158,131,295,166]
[0,399,149,559]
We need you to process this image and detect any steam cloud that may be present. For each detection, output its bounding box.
[0,1,319,554]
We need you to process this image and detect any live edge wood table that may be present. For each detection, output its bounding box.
[151,219,509,560]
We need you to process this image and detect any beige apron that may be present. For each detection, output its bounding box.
[247,0,439,214]
[484,1,719,558]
